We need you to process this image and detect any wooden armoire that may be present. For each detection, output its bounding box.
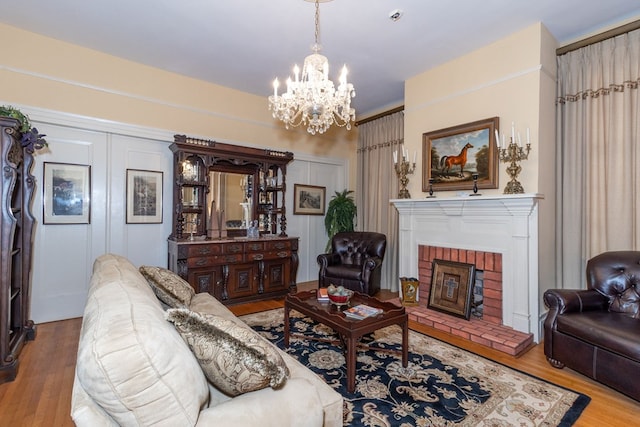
[0,117,36,383]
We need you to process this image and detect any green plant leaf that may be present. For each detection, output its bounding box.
[324,189,357,251]
[0,105,31,133]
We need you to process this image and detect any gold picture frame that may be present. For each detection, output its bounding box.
[428,259,476,320]
[422,117,499,192]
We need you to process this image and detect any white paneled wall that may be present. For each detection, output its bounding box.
[287,154,349,283]
[25,109,348,323]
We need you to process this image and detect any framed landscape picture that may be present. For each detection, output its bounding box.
[126,169,163,224]
[43,162,91,224]
[293,184,325,215]
[428,259,476,320]
[422,117,499,192]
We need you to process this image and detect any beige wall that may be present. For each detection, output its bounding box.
[404,23,558,318]
[0,23,357,175]
[405,23,557,197]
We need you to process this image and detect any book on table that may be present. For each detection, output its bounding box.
[317,288,329,302]
[344,304,383,320]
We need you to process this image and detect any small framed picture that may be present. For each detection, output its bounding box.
[428,259,476,320]
[293,184,326,215]
[126,169,163,224]
[43,162,91,224]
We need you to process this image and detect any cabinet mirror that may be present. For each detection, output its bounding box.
[208,170,254,233]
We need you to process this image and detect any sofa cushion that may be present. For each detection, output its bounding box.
[325,265,362,280]
[75,254,209,426]
[166,308,289,397]
[139,265,195,308]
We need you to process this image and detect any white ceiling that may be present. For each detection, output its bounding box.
[2,0,640,118]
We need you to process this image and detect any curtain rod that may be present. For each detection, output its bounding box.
[557,18,640,56]
[355,105,404,126]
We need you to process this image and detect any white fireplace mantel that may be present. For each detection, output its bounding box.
[392,193,544,341]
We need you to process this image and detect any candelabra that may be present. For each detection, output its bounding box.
[394,158,416,199]
[498,138,531,194]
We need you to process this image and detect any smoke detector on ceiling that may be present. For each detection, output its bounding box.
[389,9,403,22]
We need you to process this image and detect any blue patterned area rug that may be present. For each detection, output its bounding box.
[241,308,590,427]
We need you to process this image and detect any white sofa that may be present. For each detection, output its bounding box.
[71,253,343,426]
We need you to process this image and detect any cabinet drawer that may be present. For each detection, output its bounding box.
[187,244,223,257]
[246,241,266,252]
[265,240,292,251]
[262,250,291,260]
[223,242,245,255]
[188,254,243,268]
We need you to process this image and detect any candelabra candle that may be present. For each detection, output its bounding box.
[394,159,416,199]
[498,138,532,194]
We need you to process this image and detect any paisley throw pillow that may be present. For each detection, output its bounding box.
[165,308,289,396]
[139,266,195,308]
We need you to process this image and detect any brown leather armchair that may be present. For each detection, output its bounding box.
[543,251,640,401]
[317,232,386,296]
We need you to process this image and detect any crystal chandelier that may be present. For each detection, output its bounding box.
[268,0,355,135]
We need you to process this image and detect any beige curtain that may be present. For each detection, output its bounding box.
[356,111,403,291]
[556,28,640,288]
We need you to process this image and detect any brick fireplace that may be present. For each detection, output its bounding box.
[392,194,543,355]
[419,245,503,325]
[409,245,532,356]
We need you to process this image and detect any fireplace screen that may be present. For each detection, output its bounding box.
[428,259,476,320]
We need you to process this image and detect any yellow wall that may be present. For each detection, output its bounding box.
[0,23,357,175]
[404,22,559,316]
[404,23,556,197]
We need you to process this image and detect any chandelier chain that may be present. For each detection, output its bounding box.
[314,0,320,46]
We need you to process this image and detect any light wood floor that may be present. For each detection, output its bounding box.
[1,285,639,426]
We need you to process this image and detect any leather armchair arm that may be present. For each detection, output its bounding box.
[543,288,609,361]
[361,256,383,284]
[362,256,383,273]
[544,289,608,315]
[317,253,341,270]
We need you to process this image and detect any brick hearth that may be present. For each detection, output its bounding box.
[402,303,534,356]
[406,245,533,357]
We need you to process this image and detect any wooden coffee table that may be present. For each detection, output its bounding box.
[284,290,408,393]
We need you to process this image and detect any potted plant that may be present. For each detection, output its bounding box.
[324,189,357,251]
[0,105,47,152]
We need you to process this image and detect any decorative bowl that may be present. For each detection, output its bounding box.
[328,289,354,306]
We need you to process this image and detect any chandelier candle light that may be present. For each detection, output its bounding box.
[394,148,416,199]
[268,0,356,135]
[495,122,532,194]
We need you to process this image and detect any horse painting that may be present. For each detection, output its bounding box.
[439,142,473,177]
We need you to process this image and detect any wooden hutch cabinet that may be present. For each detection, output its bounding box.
[167,135,298,304]
[0,117,36,384]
